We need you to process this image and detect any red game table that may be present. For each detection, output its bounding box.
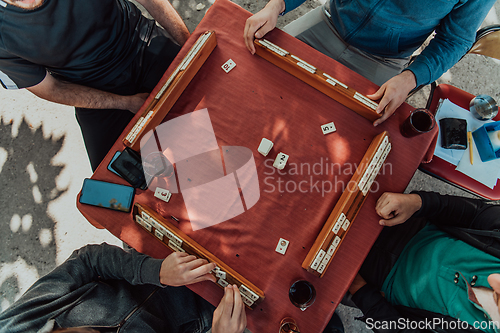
[77,0,438,331]
[420,84,500,201]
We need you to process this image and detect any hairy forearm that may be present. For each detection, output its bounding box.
[27,72,146,112]
[29,79,126,109]
[137,0,190,45]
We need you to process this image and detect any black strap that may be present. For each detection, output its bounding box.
[454,227,500,239]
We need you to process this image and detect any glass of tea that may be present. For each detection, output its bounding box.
[289,280,316,311]
[400,108,436,138]
[143,152,174,179]
[142,152,175,190]
[279,317,301,333]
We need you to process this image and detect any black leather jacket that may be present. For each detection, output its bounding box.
[0,243,213,333]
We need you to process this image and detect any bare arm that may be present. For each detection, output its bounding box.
[244,0,285,54]
[136,0,190,46]
[27,72,148,113]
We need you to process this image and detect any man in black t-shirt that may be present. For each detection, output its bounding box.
[0,0,189,170]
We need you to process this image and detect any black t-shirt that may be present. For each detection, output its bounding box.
[0,0,155,90]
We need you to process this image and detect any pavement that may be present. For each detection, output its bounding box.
[0,0,499,332]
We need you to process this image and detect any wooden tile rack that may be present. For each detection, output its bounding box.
[124,31,217,151]
[134,203,265,308]
[254,38,381,122]
[302,131,391,277]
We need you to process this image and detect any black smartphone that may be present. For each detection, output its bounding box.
[111,148,147,189]
[79,178,135,213]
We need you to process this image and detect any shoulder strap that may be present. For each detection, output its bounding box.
[453,227,500,239]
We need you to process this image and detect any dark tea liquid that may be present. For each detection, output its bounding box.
[143,153,174,178]
[289,280,315,308]
[411,110,433,132]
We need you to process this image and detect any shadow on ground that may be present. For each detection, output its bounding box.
[0,118,66,309]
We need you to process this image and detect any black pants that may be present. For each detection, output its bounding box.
[358,216,429,289]
[76,26,181,171]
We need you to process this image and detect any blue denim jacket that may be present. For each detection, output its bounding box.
[283,0,495,87]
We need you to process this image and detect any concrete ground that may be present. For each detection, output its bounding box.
[0,0,499,332]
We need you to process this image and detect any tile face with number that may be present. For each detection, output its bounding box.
[154,187,171,202]
[213,267,227,280]
[155,229,163,240]
[222,59,236,73]
[218,278,229,288]
[275,238,289,255]
[273,152,289,170]
[321,122,336,135]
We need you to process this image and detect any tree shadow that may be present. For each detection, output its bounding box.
[0,117,66,308]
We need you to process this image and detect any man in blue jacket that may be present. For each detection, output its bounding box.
[347,191,500,332]
[244,0,495,126]
[0,243,247,333]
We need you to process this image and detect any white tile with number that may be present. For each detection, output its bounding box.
[321,122,336,135]
[275,238,289,255]
[154,187,171,203]
[273,152,289,170]
[221,59,236,73]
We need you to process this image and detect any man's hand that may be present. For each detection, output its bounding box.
[212,285,247,333]
[125,92,149,114]
[159,252,216,286]
[244,0,285,54]
[348,273,367,295]
[488,274,500,311]
[375,192,422,226]
[136,0,190,45]
[367,70,417,127]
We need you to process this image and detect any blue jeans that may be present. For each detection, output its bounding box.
[283,5,410,87]
[145,285,215,333]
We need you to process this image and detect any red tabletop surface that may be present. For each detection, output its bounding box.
[420,84,500,201]
[77,0,438,331]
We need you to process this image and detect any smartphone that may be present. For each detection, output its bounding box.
[107,151,122,177]
[79,178,135,213]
